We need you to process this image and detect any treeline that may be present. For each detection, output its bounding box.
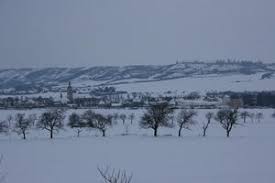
[1,103,275,139]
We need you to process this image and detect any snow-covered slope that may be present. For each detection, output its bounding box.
[115,73,275,93]
[0,62,274,92]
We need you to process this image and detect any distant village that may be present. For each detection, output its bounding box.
[0,82,275,109]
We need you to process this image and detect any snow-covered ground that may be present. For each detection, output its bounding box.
[114,73,275,93]
[0,108,275,183]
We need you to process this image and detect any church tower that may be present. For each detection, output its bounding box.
[67,82,74,103]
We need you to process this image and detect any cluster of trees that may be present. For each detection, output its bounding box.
[240,111,264,123]
[0,109,136,139]
[139,102,274,138]
[0,109,65,139]
[68,110,112,137]
[110,113,135,125]
[1,104,275,139]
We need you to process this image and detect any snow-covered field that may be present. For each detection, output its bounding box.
[114,73,275,93]
[1,108,275,183]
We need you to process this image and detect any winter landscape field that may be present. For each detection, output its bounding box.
[1,108,275,183]
[1,0,275,182]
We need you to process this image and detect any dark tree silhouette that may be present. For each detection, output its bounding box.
[119,114,127,125]
[37,108,65,139]
[90,113,112,137]
[68,112,86,137]
[215,109,239,137]
[81,110,96,128]
[140,102,174,137]
[13,113,36,139]
[177,109,197,137]
[202,112,214,137]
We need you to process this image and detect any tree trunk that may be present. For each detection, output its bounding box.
[102,130,106,137]
[226,130,230,138]
[50,130,53,139]
[77,130,80,137]
[154,128,158,137]
[178,127,182,137]
[23,131,26,140]
[203,128,206,137]
[203,121,210,137]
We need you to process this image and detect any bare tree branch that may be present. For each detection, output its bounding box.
[97,166,133,183]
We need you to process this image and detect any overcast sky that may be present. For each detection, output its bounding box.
[0,0,274,68]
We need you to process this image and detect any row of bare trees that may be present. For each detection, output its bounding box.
[139,102,274,138]
[0,109,134,139]
[68,110,112,137]
[68,111,136,137]
[111,113,135,125]
[0,109,65,139]
[240,111,264,123]
[0,105,275,139]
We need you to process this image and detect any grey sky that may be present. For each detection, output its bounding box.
[0,0,274,68]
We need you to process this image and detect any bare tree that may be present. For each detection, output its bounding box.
[68,112,86,137]
[202,112,214,137]
[81,110,96,128]
[215,109,239,137]
[119,114,127,125]
[240,111,249,123]
[90,113,112,137]
[128,113,135,125]
[177,109,197,137]
[13,113,36,140]
[140,102,174,137]
[37,108,65,139]
[97,166,132,183]
[255,112,264,123]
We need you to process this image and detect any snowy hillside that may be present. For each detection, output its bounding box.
[0,61,275,93]
[114,73,275,93]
